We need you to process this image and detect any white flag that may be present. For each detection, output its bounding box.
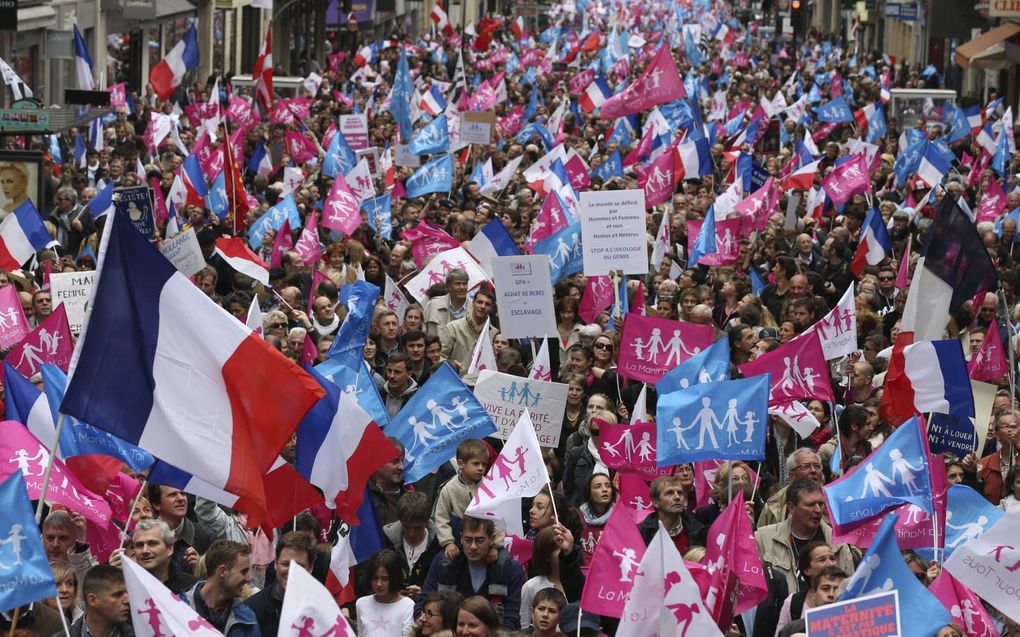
[479,155,524,196]
[303,72,323,96]
[944,507,1020,624]
[467,317,497,377]
[281,563,356,637]
[630,383,647,424]
[650,207,671,272]
[346,158,375,204]
[617,524,724,637]
[529,339,552,381]
[0,57,32,100]
[803,283,856,360]
[384,274,410,323]
[121,556,224,636]
[246,297,264,335]
[465,410,550,537]
[768,400,821,438]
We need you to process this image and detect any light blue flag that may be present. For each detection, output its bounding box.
[314,356,389,427]
[591,150,624,183]
[322,129,357,178]
[813,95,854,123]
[656,338,730,395]
[406,154,453,198]
[0,471,57,609]
[468,161,486,188]
[943,104,970,144]
[749,268,766,295]
[688,206,717,266]
[533,218,583,284]
[409,114,450,156]
[823,416,933,529]
[866,104,887,144]
[388,363,495,483]
[655,375,769,465]
[894,135,926,187]
[938,485,1003,559]
[326,280,380,365]
[516,122,553,150]
[993,125,1011,176]
[391,48,414,139]
[840,513,952,636]
[39,364,154,473]
[205,171,229,218]
[247,194,301,249]
[362,193,393,240]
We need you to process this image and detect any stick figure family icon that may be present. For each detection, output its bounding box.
[602,428,655,464]
[16,327,63,374]
[405,396,474,461]
[667,397,759,451]
[549,230,581,268]
[630,328,701,367]
[843,449,926,502]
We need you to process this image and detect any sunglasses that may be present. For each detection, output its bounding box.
[589,429,600,436]
[878,276,895,281]
[268,322,287,329]
[593,342,613,350]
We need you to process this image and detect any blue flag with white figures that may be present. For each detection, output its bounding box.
[533,220,583,284]
[406,154,453,198]
[314,356,389,427]
[327,280,380,364]
[749,268,766,295]
[38,364,154,473]
[408,114,450,156]
[391,48,414,139]
[322,129,358,178]
[813,96,854,123]
[840,514,952,636]
[247,194,301,249]
[823,417,934,529]
[362,193,393,239]
[388,363,495,483]
[655,374,769,465]
[592,149,624,183]
[656,338,730,395]
[205,171,229,218]
[939,485,1003,559]
[866,104,887,144]
[688,206,716,266]
[0,471,57,610]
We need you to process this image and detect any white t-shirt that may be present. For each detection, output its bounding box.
[520,575,556,629]
[356,595,415,637]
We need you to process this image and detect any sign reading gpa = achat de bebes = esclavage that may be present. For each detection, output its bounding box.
[580,189,649,276]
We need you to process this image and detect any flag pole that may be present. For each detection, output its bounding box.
[127,479,148,522]
[8,607,19,637]
[547,484,560,523]
[35,414,66,523]
[56,594,72,637]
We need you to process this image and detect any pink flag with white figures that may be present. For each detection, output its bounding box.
[969,327,1009,382]
[0,421,112,526]
[802,284,857,361]
[122,556,224,637]
[294,211,324,265]
[568,69,596,95]
[976,178,1008,223]
[321,173,363,236]
[465,411,550,538]
[504,534,534,566]
[301,335,318,366]
[86,516,126,563]
[105,472,143,524]
[285,131,318,165]
[269,219,294,269]
[617,313,715,383]
[930,571,1002,637]
[0,284,29,348]
[703,497,768,627]
[739,330,834,403]
[564,152,591,191]
[529,339,552,381]
[618,473,655,523]
[822,153,870,207]
[525,192,570,253]
[768,400,821,439]
[580,504,647,618]
[639,147,678,207]
[579,276,615,323]
[600,45,686,120]
[686,217,743,266]
[8,303,73,377]
[401,221,462,267]
[227,96,260,131]
[598,420,671,480]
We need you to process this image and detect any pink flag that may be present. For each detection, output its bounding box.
[269,219,294,269]
[930,571,1002,637]
[295,211,324,265]
[822,153,870,207]
[703,497,768,628]
[639,147,678,207]
[598,420,671,480]
[301,334,318,366]
[739,330,834,402]
[580,504,646,618]
[505,534,534,566]
[150,176,170,227]
[270,97,313,126]
[617,473,655,523]
[321,173,363,236]
[976,178,1007,223]
[285,131,318,165]
[569,69,596,95]
[896,233,912,289]
[969,326,1009,381]
[85,516,126,563]
[498,107,524,137]
[525,192,571,253]
[564,152,591,191]
[632,281,647,316]
[8,303,74,377]
[733,177,780,231]
[0,421,113,526]
[600,46,684,120]
[686,217,743,266]
[0,284,29,348]
[105,472,143,524]
[401,221,462,268]
[308,269,330,315]
[226,96,259,131]
[579,276,615,323]
[617,313,715,383]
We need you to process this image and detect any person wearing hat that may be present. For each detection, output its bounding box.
[557,602,600,636]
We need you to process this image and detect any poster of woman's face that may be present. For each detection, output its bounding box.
[0,152,42,215]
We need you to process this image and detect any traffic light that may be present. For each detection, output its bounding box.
[791,0,800,8]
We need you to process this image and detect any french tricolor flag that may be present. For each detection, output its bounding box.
[579,76,612,113]
[900,340,975,417]
[419,85,447,117]
[851,208,892,277]
[780,159,820,192]
[181,153,209,207]
[677,137,712,178]
[917,143,952,188]
[0,200,53,271]
[148,22,199,101]
[214,236,270,285]
[61,211,325,512]
[467,218,519,278]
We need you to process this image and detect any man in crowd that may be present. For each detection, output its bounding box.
[243,532,316,636]
[179,540,260,636]
[68,565,132,637]
[148,484,213,575]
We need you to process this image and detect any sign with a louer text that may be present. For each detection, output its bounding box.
[49,271,97,335]
[474,370,568,446]
[580,189,648,276]
[805,590,900,637]
[491,255,557,339]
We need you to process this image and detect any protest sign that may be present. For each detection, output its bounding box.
[339,113,369,150]
[617,313,715,383]
[461,111,495,145]
[158,227,206,276]
[926,413,978,458]
[474,370,568,446]
[115,185,156,240]
[491,255,557,338]
[580,189,648,275]
[50,271,97,335]
[805,590,900,637]
[394,143,421,167]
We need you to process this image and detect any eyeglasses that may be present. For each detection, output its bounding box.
[423,610,442,619]
[793,463,822,472]
[461,536,490,545]
[878,276,895,281]
[593,342,613,350]
[268,322,287,329]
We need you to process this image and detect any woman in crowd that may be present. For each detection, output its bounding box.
[578,472,616,567]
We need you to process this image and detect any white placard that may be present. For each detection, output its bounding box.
[338,113,369,150]
[394,144,421,168]
[491,255,557,339]
[158,227,206,277]
[50,271,97,335]
[474,370,569,446]
[460,120,492,145]
[579,189,648,275]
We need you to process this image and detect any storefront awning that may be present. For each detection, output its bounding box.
[18,4,57,31]
[956,22,1020,70]
[157,0,197,19]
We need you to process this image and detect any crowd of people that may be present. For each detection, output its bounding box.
[2,0,1020,636]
